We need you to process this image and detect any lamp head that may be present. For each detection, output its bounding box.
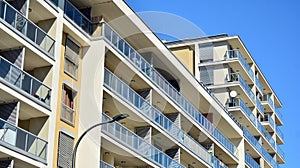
[112,113,129,122]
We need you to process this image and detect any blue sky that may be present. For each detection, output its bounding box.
[125,0,300,167]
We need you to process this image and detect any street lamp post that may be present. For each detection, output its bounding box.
[71,113,129,168]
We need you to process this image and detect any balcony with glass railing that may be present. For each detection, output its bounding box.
[245,152,260,168]
[100,160,114,168]
[226,98,257,126]
[225,50,254,81]
[276,126,284,142]
[0,0,55,57]
[0,56,51,107]
[101,114,185,168]
[104,68,227,167]
[275,107,283,124]
[257,121,276,150]
[262,114,275,130]
[277,145,285,160]
[102,22,239,159]
[256,100,264,115]
[262,94,274,110]
[64,0,94,35]
[243,127,277,168]
[226,73,256,104]
[255,76,263,94]
[0,117,48,163]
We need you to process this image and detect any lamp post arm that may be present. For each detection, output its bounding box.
[71,120,113,168]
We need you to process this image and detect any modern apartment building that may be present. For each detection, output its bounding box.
[0,0,284,168]
[166,35,285,168]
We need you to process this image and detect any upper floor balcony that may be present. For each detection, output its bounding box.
[245,152,260,168]
[226,73,256,105]
[261,114,275,131]
[102,22,239,160]
[262,94,274,111]
[275,107,283,126]
[225,50,254,82]
[104,68,228,167]
[0,0,55,58]
[226,98,257,127]
[0,55,51,107]
[0,117,48,163]
[243,127,277,168]
[101,113,185,168]
[255,76,263,94]
[227,98,276,152]
[256,99,264,116]
[276,126,284,144]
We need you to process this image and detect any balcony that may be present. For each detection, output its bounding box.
[0,117,48,163]
[64,0,93,35]
[276,126,284,142]
[275,108,283,125]
[0,56,51,107]
[225,50,254,81]
[243,127,277,168]
[277,145,285,160]
[256,100,264,115]
[0,0,55,58]
[227,73,256,104]
[255,76,263,94]
[104,68,226,167]
[101,114,184,168]
[226,98,257,126]
[261,114,275,130]
[245,152,260,168]
[102,22,239,159]
[262,94,274,110]
[100,160,114,168]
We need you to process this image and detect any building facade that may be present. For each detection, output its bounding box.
[166,35,285,168]
[0,0,284,168]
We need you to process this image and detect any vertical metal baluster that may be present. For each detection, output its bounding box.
[30,78,33,95]
[25,133,28,151]
[35,138,38,156]
[34,28,38,44]
[3,2,7,20]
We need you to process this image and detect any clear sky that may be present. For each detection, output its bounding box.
[125,0,300,167]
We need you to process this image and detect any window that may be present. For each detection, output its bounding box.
[58,132,74,168]
[61,85,76,125]
[64,37,80,78]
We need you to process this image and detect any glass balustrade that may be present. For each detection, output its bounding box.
[277,145,285,160]
[0,117,48,161]
[0,56,51,106]
[101,114,185,168]
[100,160,114,168]
[226,73,256,103]
[256,100,264,115]
[104,68,227,167]
[255,76,263,94]
[227,98,257,126]
[243,127,277,168]
[102,22,238,159]
[225,50,254,81]
[276,126,284,141]
[275,108,283,122]
[262,94,274,109]
[245,152,260,168]
[262,114,275,129]
[0,0,55,57]
[64,0,93,34]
